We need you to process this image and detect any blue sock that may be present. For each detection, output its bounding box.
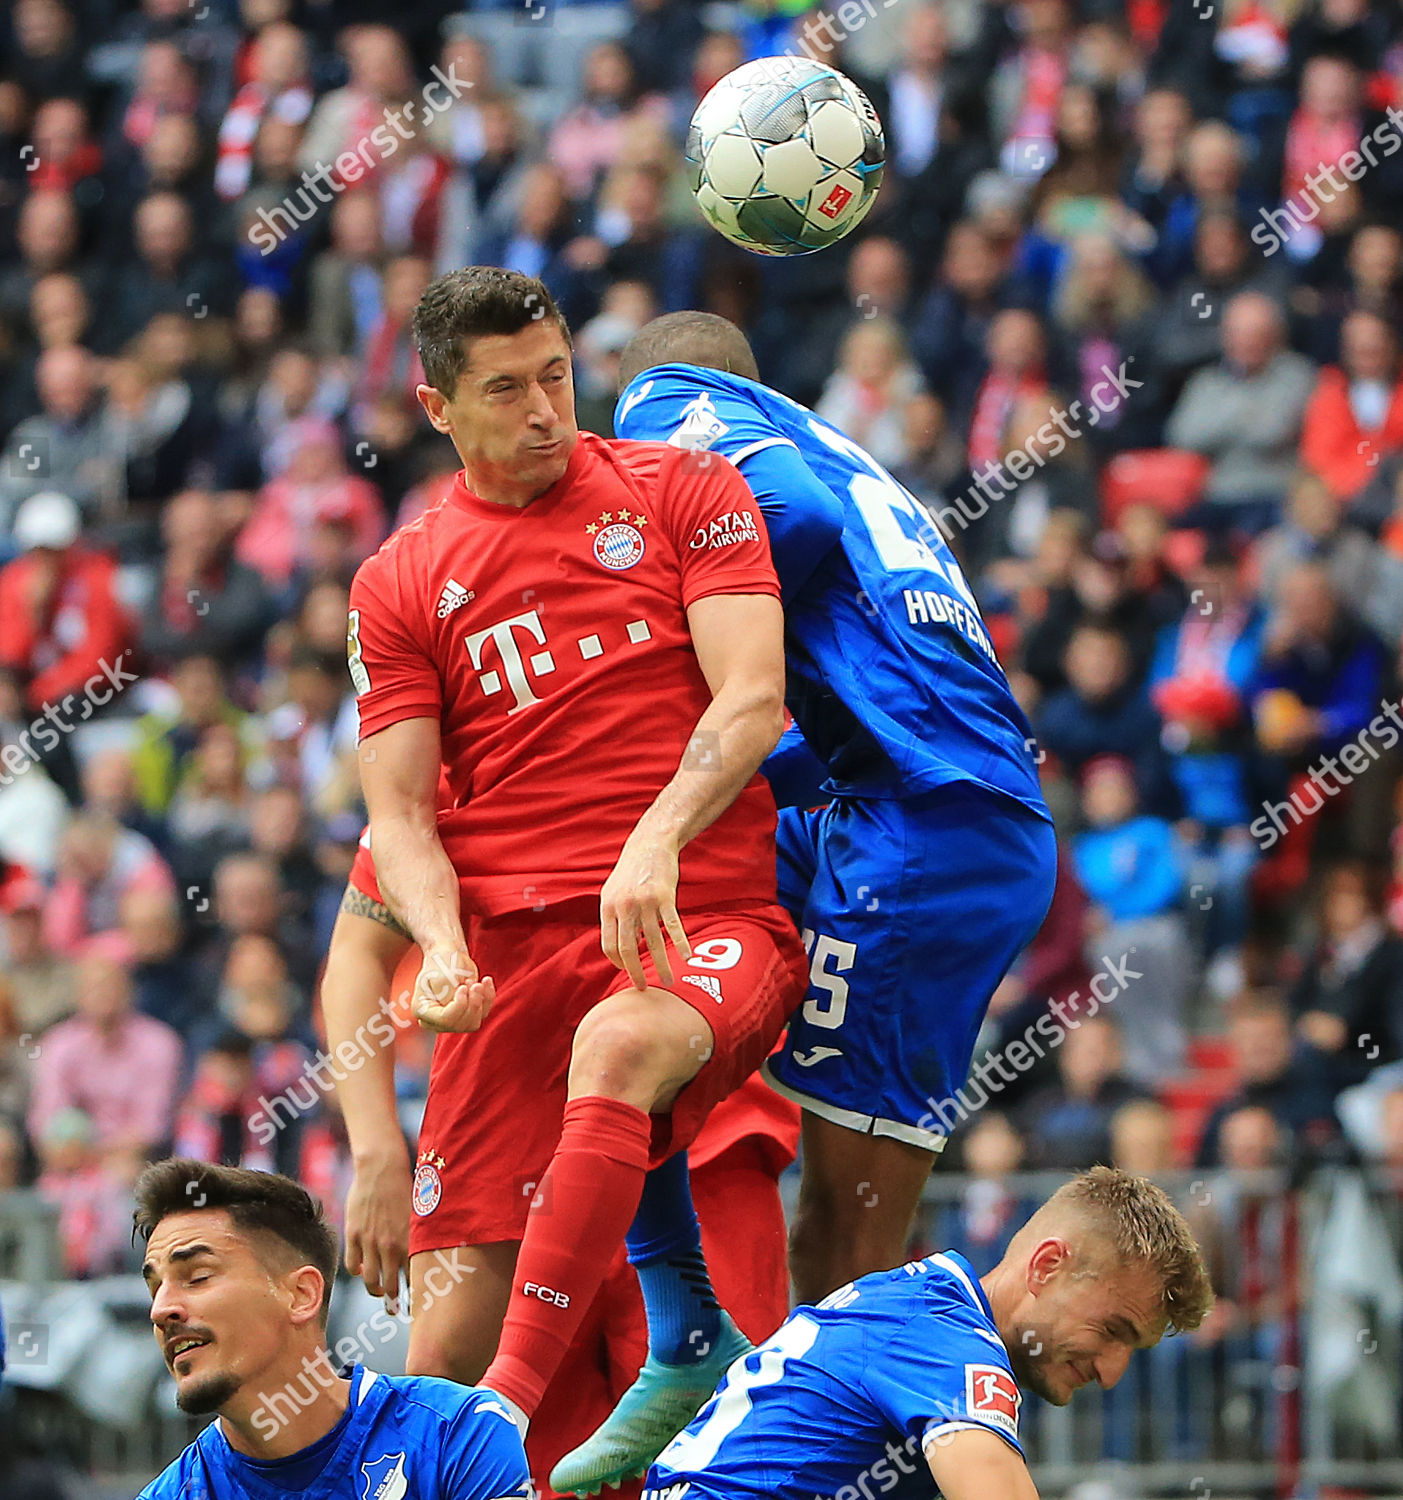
[625,1151,722,1366]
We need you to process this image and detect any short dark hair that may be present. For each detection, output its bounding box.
[133,1158,340,1326]
[617,311,760,391]
[413,266,570,397]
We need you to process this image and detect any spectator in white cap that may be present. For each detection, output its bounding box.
[0,490,133,716]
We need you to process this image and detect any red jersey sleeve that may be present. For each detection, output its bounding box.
[655,447,781,609]
[348,535,442,739]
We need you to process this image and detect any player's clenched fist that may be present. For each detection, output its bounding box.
[600,835,693,990]
[413,945,496,1033]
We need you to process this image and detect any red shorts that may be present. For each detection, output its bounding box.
[407,897,805,1253]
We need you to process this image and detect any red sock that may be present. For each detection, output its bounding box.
[485,1095,652,1417]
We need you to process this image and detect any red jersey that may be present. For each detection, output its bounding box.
[349,432,782,916]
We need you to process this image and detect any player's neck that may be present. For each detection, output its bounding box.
[218,1345,353,1461]
[460,463,559,510]
[980,1262,1022,1350]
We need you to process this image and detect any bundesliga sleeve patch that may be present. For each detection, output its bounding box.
[964,1363,1020,1440]
[347,608,371,695]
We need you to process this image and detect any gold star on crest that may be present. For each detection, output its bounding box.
[599,511,613,525]
[434,1153,446,1170]
[634,513,648,527]
[617,508,631,522]
[585,522,599,535]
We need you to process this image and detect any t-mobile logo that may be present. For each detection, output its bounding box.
[464,609,555,714]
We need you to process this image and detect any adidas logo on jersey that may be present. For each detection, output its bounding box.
[436,579,474,618]
[681,973,723,1003]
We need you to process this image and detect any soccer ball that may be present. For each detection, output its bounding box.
[686,55,885,257]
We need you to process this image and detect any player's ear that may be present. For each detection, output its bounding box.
[282,1263,328,1329]
[416,381,454,435]
[1026,1235,1073,1294]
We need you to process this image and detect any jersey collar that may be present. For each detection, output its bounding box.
[449,433,590,521]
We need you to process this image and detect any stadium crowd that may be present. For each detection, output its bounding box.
[1,0,1403,1394]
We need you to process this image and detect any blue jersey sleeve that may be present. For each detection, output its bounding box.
[861,1298,1025,1460]
[438,1392,533,1500]
[763,720,831,809]
[616,366,844,601]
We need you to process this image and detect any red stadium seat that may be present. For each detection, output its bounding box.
[1100,448,1211,525]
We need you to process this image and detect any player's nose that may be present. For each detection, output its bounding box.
[1094,1342,1133,1389]
[524,380,556,427]
[149,1281,185,1328]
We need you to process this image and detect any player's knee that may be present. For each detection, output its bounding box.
[569,1008,663,1098]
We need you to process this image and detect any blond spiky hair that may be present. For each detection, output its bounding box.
[1026,1166,1215,1333]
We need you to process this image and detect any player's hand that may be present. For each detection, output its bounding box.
[600,836,692,990]
[412,945,495,1033]
[344,1147,412,1311]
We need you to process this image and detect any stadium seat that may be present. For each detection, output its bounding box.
[1100,448,1211,526]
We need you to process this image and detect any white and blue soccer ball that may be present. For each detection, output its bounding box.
[686,55,886,258]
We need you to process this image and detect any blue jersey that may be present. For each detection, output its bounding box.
[646,1252,1024,1500]
[615,365,1048,819]
[138,1367,532,1500]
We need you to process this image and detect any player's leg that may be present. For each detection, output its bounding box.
[405,1241,517,1385]
[551,1084,796,1494]
[786,1114,938,1302]
[480,983,718,1425]
[483,912,803,1434]
[768,790,1057,1304]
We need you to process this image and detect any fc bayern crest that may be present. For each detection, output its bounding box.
[594,522,646,570]
[412,1161,442,1217]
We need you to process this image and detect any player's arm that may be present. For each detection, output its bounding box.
[925,1426,1041,1500]
[359,716,494,1034]
[321,890,414,1306]
[732,438,845,600]
[602,587,786,988]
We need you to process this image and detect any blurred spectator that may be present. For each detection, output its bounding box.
[1299,220,1403,367]
[168,752,248,911]
[214,19,312,204]
[1250,560,1388,763]
[44,811,174,955]
[0,674,73,875]
[122,885,206,1039]
[548,40,669,206]
[235,417,385,595]
[1150,538,1263,952]
[0,490,132,716]
[0,189,87,340]
[307,191,386,362]
[1036,621,1175,811]
[625,0,706,97]
[1255,470,1403,649]
[1196,993,1340,1167]
[1291,860,1403,1078]
[933,1111,1037,1276]
[34,1105,137,1277]
[174,1023,303,1176]
[81,745,165,849]
[351,253,430,426]
[967,307,1049,475]
[1109,1097,1177,1173]
[1071,754,1189,1080]
[132,652,250,817]
[1017,1014,1152,1169]
[0,346,118,524]
[196,848,316,996]
[0,873,75,1037]
[909,220,1009,432]
[1300,309,1403,507]
[26,939,183,1173]
[10,0,85,105]
[0,974,35,1136]
[1166,290,1316,534]
[139,488,276,669]
[106,191,232,351]
[298,24,413,184]
[815,316,927,473]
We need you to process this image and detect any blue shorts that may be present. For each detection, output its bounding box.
[766,784,1057,1150]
